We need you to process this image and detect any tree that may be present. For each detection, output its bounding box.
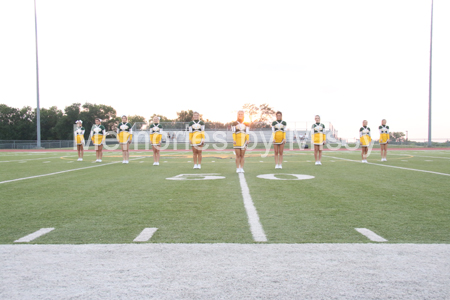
[35,106,63,140]
[258,103,276,123]
[79,103,118,133]
[242,103,276,125]
[390,132,406,141]
[128,115,146,125]
[149,114,172,123]
[53,103,82,140]
[242,103,259,123]
[175,110,203,122]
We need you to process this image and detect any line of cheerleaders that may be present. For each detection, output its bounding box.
[74,111,390,171]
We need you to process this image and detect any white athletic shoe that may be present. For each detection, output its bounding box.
[156,162,159,166]
[279,165,282,169]
[318,162,322,165]
[362,160,365,163]
[198,164,201,169]
[153,162,156,166]
[98,159,102,163]
[194,164,198,169]
[275,164,278,169]
[79,158,83,161]
[122,160,126,164]
[240,168,245,173]
[384,159,387,162]
[96,159,99,162]
[236,168,240,173]
[315,161,319,165]
[126,161,129,164]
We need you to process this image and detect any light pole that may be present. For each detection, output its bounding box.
[427,0,433,147]
[34,0,41,148]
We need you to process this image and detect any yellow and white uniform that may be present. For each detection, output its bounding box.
[74,126,85,145]
[360,126,372,147]
[117,122,133,144]
[311,123,326,145]
[232,121,249,149]
[91,124,106,146]
[379,125,389,144]
[149,123,163,145]
[189,120,205,146]
[272,120,287,144]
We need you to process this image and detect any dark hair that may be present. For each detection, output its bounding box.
[276,111,282,115]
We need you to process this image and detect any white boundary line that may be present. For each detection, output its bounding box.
[355,228,387,242]
[238,173,267,242]
[325,156,450,177]
[389,153,450,160]
[0,155,76,163]
[0,157,145,185]
[133,228,158,242]
[14,228,55,243]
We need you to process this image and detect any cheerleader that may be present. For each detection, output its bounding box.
[91,118,106,162]
[74,120,85,161]
[149,116,163,166]
[189,112,205,169]
[379,119,389,161]
[311,115,326,165]
[232,110,250,173]
[117,115,133,164]
[360,120,371,163]
[272,111,286,169]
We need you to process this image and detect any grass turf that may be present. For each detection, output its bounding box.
[0,149,449,244]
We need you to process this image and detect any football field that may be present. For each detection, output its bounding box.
[0,149,449,244]
[0,151,450,244]
[1,148,450,299]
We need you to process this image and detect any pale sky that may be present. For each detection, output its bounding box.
[0,0,449,141]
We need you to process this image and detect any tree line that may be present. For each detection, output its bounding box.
[0,103,276,140]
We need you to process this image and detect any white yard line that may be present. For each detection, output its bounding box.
[389,154,450,160]
[355,228,387,242]
[0,155,75,163]
[0,157,145,185]
[324,156,450,177]
[133,228,158,242]
[238,173,267,242]
[14,228,55,243]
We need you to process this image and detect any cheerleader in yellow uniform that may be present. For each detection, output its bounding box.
[74,120,85,161]
[311,115,326,165]
[232,110,250,173]
[91,118,106,162]
[149,116,163,166]
[379,119,389,161]
[117,115,133,164]
[272,111,286,169]
[189,112,205,169]
[360,120,371,163]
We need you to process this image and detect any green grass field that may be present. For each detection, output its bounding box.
[0,149,449,244]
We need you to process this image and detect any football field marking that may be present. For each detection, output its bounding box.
[0,155,75,163]
[0,157,145,185]
[166,174,225,180]
[238,173,267,242]
[257,174,315,180]
[390,153,450,160]
[325,156,450,177]
[355,228,387,242]
[14,228,55,243]
[133,228,158,242]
